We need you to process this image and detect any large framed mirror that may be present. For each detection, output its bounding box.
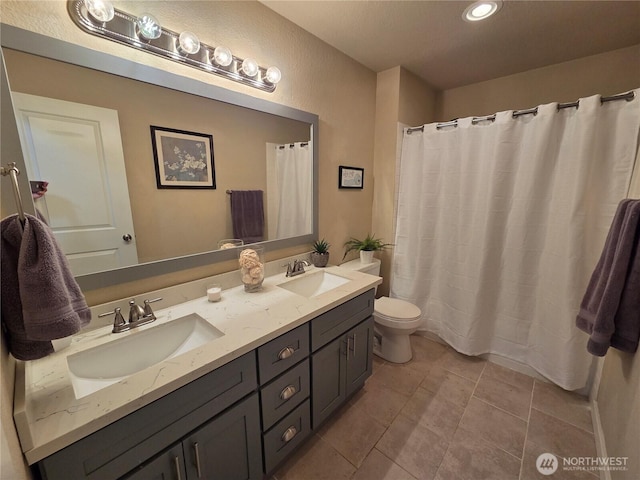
[0,24,318,291]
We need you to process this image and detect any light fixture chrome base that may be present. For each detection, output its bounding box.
[68,0,278,93]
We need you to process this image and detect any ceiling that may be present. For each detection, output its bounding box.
[260,0,640,90]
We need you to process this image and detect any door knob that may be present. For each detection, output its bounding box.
[122,234,133,242]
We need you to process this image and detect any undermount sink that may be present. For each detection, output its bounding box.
[277,270,350,298]
[67,313,223,399]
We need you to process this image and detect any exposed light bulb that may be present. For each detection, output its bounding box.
[178,31,200,55]
[241,58,259,77]
[462,1,502,22]
[213,46,233,67]
[136,13,162,40]
[265,66,282,84]
[84,0,114,22]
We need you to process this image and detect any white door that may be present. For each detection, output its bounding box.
[11,93,138,275]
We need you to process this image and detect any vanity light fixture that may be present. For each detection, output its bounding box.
[83,0,114,22]
[265,67,282,85]
[68,0,282,92]
[212,46,233,67]
[241,58,259,77]
[136,13,162,40]
[178,31,200,55]
[463,0,502,22]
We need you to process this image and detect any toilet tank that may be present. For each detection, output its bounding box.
[339,258,381,276]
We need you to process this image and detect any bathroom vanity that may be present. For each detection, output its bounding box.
[13,265,380,479]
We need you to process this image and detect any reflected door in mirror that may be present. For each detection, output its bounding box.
[12,93,138,275]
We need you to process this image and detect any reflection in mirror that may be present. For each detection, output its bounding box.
[1,24,318,291]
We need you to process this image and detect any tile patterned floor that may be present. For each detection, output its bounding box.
[272,335,598,480]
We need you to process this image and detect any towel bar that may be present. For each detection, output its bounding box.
[1,162,26,230]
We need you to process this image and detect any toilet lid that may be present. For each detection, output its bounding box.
[374,297,421,319]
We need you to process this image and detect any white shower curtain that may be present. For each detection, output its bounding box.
[391,90,640,390]
[267,142,312,239]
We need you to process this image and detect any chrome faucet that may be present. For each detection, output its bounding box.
[99,297,162,333]
[284,259,310,277]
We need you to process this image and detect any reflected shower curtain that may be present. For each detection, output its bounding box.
[267,143,312,239]
[391,91,640,390]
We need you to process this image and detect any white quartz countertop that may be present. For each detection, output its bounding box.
[14,265,381,464]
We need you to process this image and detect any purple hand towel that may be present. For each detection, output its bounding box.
[576,199,640,356]
[1,214,90,360]
[230,190,265,244]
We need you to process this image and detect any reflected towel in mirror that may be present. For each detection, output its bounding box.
[230,190,265,244]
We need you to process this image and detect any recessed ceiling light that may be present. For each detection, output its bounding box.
[463,0,502,22]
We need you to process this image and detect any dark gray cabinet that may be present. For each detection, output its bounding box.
[345,317,374,396]
[37,352,259,480]
[125,394,262,480]
[182,393,262,480]
[311,316,374,428]
[309,289,375,429]
[258,325,312,475]
[124,445,185,480]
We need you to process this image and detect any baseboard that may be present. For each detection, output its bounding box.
[590,399,611,480]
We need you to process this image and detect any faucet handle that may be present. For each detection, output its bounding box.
[282,262,293,276]
[99,307,127,333]
[143,297,162,319]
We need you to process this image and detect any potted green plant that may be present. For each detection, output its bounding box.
[343,233,393,264]
[310,238,331,267]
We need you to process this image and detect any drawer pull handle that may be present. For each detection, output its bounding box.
[281,426,298,443]
[174,456,182,480]
[278,346,295,360]
[279,385,297,401]
[193,442,202,478]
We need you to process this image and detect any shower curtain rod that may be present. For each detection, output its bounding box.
[406,91,636,134]
[277,142,309,149]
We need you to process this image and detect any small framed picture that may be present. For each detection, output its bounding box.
[151,126,216,189]
[338,166,364,189]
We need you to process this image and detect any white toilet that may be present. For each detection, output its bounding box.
[339,258,422,363]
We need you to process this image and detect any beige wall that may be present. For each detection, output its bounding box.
[438,44,640,120]
[598,350,640,479]
[4,49,309,263]
[596,169,640,480]
[372,67,438,296]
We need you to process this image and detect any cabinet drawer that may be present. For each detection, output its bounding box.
[263,399,311,474]
[260,359,310,430]
[311,289,375,351]
[257,324,309,384]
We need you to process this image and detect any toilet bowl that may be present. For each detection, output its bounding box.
[339,258,423,363]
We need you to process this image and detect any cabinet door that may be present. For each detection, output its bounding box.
[311,334,346,428]
[183,393,263,480]
[123,444,185,480]
[345,316,374,397]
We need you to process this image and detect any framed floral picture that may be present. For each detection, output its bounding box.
[338,165,364,189]
[150,126,216,189]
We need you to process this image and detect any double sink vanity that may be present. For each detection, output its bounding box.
[14,262,381,479]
